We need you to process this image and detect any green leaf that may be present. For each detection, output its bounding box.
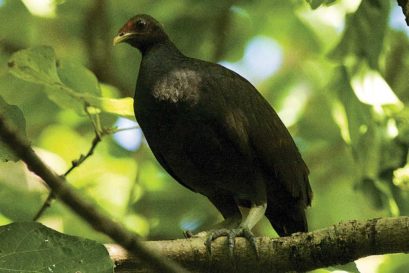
[331,66,406,213]
[0,96,27,162]
[306,0,337,9]
[7,46,61,85]
[0,179,42,220]
[333,66,373,148]
[0,222,114,273]
[330,0,390,68]
[8,46,134,117]
[57,60,101,97]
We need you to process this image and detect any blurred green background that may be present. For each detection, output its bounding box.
[1,0,409,272]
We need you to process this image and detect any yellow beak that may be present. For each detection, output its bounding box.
[113,32,135,46]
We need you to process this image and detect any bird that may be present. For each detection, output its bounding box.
[113,14,312,254]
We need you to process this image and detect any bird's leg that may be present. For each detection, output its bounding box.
[205,202,266,257]
[241,202,267,230]
[183,215,241,238]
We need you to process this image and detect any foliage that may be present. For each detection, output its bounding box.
[8,46,133,117]
[0,0,409,272]
[0,222,113,273]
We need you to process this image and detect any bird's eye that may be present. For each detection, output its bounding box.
[135,19,147,29]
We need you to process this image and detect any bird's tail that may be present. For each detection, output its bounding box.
[265,201,308,236]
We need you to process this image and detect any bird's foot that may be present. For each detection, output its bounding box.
[203,227,258,257]
[183,230,195,238]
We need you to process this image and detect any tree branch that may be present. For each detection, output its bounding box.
[212,0,237,62]
[0,113,189,273]
[107,216,409,273]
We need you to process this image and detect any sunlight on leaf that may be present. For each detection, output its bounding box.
[278,83,310,127]
[332,100,351,143]
[356,255,386,273]
[123,214,150,237]
[22,0,56,18]
[351,63,403,108]
[393,166,409,190]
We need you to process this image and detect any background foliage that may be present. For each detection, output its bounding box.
[1,0,409,272]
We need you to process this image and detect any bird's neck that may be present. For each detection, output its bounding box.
[141,39,183,58]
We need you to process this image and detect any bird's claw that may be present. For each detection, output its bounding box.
[204,227,258,258]
[183,230,194,238]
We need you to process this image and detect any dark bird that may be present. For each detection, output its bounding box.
[113,14,312,252]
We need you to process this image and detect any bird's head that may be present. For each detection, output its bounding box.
[113,14,169,52]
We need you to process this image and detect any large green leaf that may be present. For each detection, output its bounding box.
[0,96,27,162]
[331,66,406,213]
[330,0,389,69]
[0,222,113,273]
[7,45,61,85]
[332,66,385,207]
[8,46,133,117]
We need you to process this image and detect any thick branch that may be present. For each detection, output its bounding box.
[107,216,409,273]
[0,114,189,273]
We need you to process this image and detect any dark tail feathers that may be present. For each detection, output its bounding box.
[265,202,307,236]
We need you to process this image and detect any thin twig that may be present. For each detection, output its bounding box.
[65,133,102,177]
[33,105,107,220]
[32,133,103,221]
[113,125,140,133]
[0,113,189,273]
[33,112,139,220]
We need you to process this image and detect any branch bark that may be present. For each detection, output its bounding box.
[107,216,409,273]
[0,114,189,273]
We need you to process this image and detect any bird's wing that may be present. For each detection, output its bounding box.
[152,150,197,192]
[197,62,312,206]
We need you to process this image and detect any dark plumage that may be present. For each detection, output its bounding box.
[114,14,312,245]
